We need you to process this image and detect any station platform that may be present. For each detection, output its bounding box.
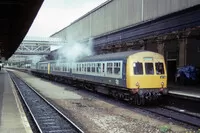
[0,69,32,133]
[168,84,200,100]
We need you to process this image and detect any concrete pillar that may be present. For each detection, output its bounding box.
[157,36,167,56]
[157,41,165,56]
[178,38,187,67]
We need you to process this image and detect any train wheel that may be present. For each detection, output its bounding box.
[135,95,145,105]
[114,92,119,100]
[128,96,134,105]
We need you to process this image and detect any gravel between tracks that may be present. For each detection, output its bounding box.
[9,69,197,133]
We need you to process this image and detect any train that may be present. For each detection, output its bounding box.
[31,50,168,105]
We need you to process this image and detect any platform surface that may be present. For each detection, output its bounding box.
[168,84,200,99]
[0,69,32,133]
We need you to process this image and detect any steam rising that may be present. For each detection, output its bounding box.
[31,55,43,64]
[30,55,45,69]
[57,38,94,62]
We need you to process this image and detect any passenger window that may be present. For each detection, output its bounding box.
[76,64,79,72]
[84,64,86,72]
[133,62,143,75]
[145,63,154,75]
[79,64,81,72]
[155,63,164,74]
[82,64,84,72]
[107,63,113,74]
[96,63,101,73]
[114,62,120,75]
[87,64,90,72]
[102,63,105,73]
[92,63,95,72]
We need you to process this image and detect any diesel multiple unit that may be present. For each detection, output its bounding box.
[32,50,168,105]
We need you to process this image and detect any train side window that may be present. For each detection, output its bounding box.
[107,62,113,74]
[114,62,120,75]
[96,63,101,73]
[145,63,154,75]
[72,64,75,72]
[133,62,143,75]
[79,64,81,72]
[82,64,84,72]
[84,64,86,72]
[92,63,95,72]
[155,63,164,74]
[102,63,105,73]
[87,63,90,72]
[76,64,79,72]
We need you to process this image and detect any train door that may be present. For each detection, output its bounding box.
[102,63,105,76]
[48,63,50,74]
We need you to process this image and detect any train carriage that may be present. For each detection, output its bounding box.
[33,50,168,105]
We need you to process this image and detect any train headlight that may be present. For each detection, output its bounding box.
[161,82,164,87]
[136,82,140,88]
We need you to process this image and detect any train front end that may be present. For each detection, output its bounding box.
[126,51,168,104]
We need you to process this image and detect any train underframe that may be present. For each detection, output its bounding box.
[31,71,167,105]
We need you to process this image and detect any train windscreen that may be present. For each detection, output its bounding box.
[155,62,165,74]
[145,63,154,75]
[133,62,143,75]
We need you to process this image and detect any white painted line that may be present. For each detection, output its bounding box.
[8,71,33,133]
[169,91,200,99]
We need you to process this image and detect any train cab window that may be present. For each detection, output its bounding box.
[114,62,120,75]
[155,63,164,74]
[107,63,113,74]
[133,62,143,75]
[145,63,154,75]
[96,63,101,73]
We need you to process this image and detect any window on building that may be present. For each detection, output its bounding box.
[145,63,154,75]
[133,62,143,75]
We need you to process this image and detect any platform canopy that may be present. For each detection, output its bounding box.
[0,0,44,60]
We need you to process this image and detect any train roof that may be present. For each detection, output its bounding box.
[79,50,146,62]
[38,50,154,63]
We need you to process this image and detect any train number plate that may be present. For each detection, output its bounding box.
[160,76,166,79]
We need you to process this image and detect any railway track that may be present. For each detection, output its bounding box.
[139,105,200,128]
[10,69,200,129]
[8,71,84,133]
